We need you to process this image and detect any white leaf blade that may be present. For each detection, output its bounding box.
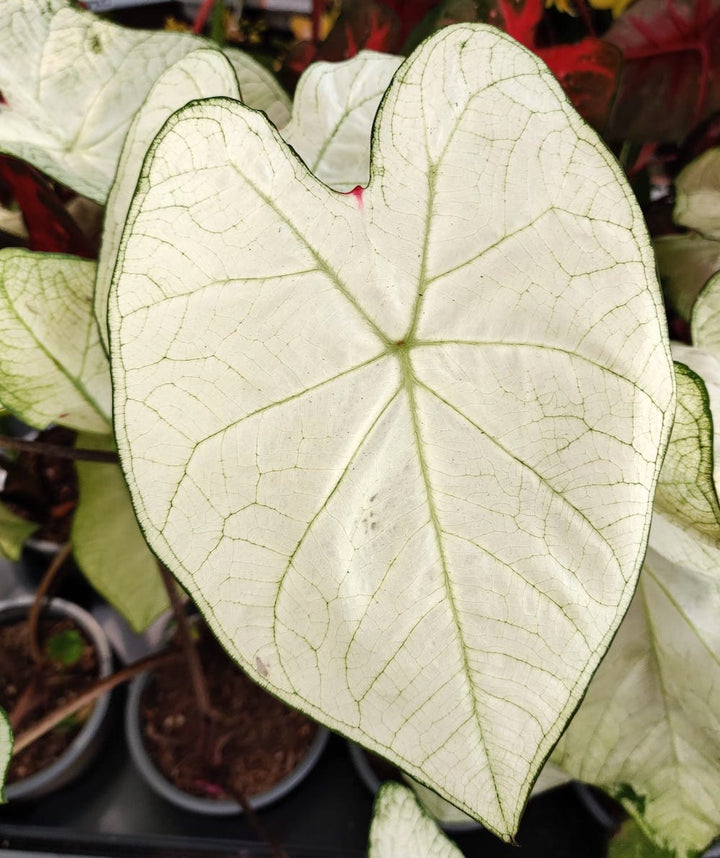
[368,782,464,858]
[110,25,675,837]
[223,47,291,129]
[282,51,403,191]
[654,234,720,323]
[95,48,242,351]
[0,250,110,433]
[674,148,720,241]
[692,272,720,351]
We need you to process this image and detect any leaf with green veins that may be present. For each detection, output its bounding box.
[109,24,674,837]
[282,52,403,192]
[45,628,86,666]
[0,707,12,803]
[652,359,720,538]
[691,272,720,351]
[552,538,720,858]
[609,818,678,858]
[72,432,168,632]
[0,249,110,433]
[654,234,720,324]
[95,48,242,352]
[674,148,720,241]
[0,0,290,203]
[0,500,38,560]
[368,782,464,858]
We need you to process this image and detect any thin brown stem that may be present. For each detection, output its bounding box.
[12,650,181,756]
[0,434,118,463]
[28,542,73,664]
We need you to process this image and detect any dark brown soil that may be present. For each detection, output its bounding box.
[0,616,99,783]
[141,626,317,801]
[1,425,78,544]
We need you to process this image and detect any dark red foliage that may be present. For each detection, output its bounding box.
[0,157,94,258]
[604,0,720,142]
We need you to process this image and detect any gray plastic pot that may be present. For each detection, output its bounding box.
[2,595,114,801]
[125,668,330,815]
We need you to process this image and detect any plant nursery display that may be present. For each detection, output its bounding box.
[0,0,718,857]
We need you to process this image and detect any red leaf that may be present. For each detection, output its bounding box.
[604,0,720,142]
[538,38,622,131]
[379,0,442,45]
[495,0,544,46]
[0,157,94,258]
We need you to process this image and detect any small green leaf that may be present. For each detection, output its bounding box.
[0,500,38,561]
[0,707,12,803]
[45,628,86,666]
[368,782,464,858]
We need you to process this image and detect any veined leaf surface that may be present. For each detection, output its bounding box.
[282,51,403,192]
[368,782,464,858]
[0,249,110,433]
[0,0,290,202]
[95,48,241,351]
[110,25,674,836]
[0,707,11,802]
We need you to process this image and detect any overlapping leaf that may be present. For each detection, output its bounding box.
[0,708,11,803]
[654,234,720,323]
[368,783,464,857]
[674,147,720,240]
[0,0,290,203]
[0,500,38,560]
[110,25,674,836]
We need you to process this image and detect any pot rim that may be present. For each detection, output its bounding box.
[1,595,113,801]
[125,668,329,815]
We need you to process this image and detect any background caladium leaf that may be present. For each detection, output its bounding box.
[368,782,464,858]
[73,432,167,632]
[608,819,678,858]
[110,24,674,836]
[0,249,110,434]
[654,234,720,323]
[673,147,720,240]
[691,272,720,350]
[0,0,290,203]
[553,350,720,858]
[95,48,241,352]
[0,707,11,803]
[603,0,720,143]
[0,500,38,560]
[282,52,403,192]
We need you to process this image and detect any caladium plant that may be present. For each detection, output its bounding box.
[108,22,675,838]
[0,707,10,803]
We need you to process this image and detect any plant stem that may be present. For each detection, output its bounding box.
[216,775,289,858]
[28,542,73,664]
[0,434,118,463]
[12,650,181,755]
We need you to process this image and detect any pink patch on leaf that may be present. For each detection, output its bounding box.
[342,186,365,210]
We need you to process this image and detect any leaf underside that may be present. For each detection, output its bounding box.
[110,24,674,837]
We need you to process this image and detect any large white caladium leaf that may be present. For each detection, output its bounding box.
[95,48,241,352]
[553,348,720,857]
[0,707,11,803]
[674,148,720,240]
[0,0,290,203]
[282,52,403,192]
[110,24,674,836]
[368,783,463,858]
[0,249,110,434]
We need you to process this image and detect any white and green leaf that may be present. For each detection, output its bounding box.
[674,148,720,241]
[0,707,12,803]
[0,249,110,433]
[95,48,242,351]
[368,782,464,858]
[73,432,168,632]
[0,500,37,561]
[654,234,720,324]
[608,819,677,858]
[0,0,289,203]
[110,24,674,837]
[282,51,403,192]
[691,271,720,352]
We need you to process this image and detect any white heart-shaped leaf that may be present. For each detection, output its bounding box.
[95,48,242,352]
[0,1,289,202]
[0,249,110,433]
[0,707,11,803]
[0,501,38,561]
[368,782,464,858]
[654,234,720,323]
[691,272,720,351]
[282,51,403,192]
[552,539,720,858]
[674,148,720,241]
[73,432,167,632]
[110,24,674,836]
